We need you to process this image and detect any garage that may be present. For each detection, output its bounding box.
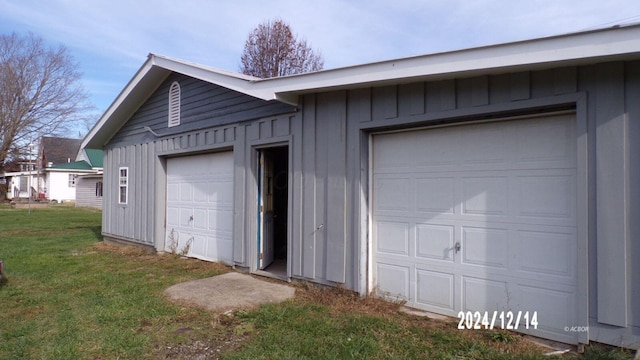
[166,152,234,264]
[371,114,579,343]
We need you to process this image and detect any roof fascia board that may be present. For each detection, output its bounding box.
[43,168,96,173]
[81,57,168,149]
[151,55,281,101]
[1,171,38,176]
[260,24,640,96]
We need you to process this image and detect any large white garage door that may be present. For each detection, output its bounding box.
[372,114,578,343]
[166,152,233,264]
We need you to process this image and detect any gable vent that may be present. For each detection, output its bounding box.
[168,81,181,127]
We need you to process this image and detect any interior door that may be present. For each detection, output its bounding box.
[259,150,274,269]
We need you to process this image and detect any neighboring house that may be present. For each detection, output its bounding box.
[75,149,104,209]
[81,24,640,348]
[37,136,83,202]
[43,158,99,203]
[1,137,102,203]
[2,161,39,200]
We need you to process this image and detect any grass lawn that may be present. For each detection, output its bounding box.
[0,206,634,359]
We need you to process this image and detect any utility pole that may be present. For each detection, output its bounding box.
[28,141,34,215]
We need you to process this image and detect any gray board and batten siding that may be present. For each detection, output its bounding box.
[101,61,640,348]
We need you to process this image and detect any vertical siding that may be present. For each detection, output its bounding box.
[594,62,628,327]
[626,61,640,331]
[300,95,317,279]
[104,125,238,245]
[308,62,640,346]
[291,112,304,277]
[101,61,639,348]
[233,125,247,264]
[317,92,347,283]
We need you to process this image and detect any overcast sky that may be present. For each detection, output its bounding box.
[1,0,640,119]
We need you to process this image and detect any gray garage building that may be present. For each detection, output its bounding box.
[82,24,640,348]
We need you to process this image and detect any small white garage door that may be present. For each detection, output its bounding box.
[166,152,233,264]
[372,114,578,344]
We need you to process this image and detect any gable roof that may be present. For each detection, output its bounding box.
[82,23,640,150]
[83,149,103,168]
[41,136,82,166]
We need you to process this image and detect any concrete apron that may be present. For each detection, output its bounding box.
[164,272,295,312]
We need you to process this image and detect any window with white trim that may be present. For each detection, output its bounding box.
[168,81,181,127]
[68,174,77,187]
[118,167,128,204]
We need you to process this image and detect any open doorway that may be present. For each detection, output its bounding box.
[257,146,288,278]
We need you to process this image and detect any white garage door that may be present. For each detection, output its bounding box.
[372,114,578,343]
[166,152,233,264]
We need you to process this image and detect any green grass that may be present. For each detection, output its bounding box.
[0,206,228,359]
[0,207,635,359]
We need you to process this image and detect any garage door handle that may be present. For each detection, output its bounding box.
[454,242,461,253]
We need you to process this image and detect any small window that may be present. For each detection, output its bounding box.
[118,167,128,204]
[168,81,181,127]
[95,181,103,198]
[68,174,77,187]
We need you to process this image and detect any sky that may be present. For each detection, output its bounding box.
[1,0,640,126]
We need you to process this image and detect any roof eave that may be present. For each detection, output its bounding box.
[81,24,640,151]
[264,23,640,97]
[81,57,164,149]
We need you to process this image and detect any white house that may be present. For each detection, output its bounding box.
[2,137,102,203]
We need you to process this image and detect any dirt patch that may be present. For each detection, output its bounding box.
[150,309,253,360]
[155,337,246,360]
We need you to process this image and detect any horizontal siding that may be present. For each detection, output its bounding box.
[75,177,103,209]
[109,73,295,148]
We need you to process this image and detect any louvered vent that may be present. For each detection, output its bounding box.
[168,81,181,127]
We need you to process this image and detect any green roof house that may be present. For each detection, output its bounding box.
[71,148,104,209]
[38,147,102,204]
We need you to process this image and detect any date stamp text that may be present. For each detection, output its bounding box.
[457,311,538,330]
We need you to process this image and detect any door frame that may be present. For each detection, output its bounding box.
[251,139,292,279]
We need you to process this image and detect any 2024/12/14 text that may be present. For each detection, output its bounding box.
[457,311,538,330]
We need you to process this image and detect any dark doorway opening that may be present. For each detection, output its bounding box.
[257,146,288,278]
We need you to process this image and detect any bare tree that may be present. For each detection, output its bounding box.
[0,32,90,171]
[240,19,324,78]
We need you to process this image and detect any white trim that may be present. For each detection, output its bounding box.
[118,167,128,205]
[168,81,181,127]
[365,133,374,295]
[68,174,77,188]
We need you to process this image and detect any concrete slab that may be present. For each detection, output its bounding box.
[164,272,295,312]
[399,306,452,321]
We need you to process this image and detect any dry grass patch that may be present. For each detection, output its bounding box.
[289,283,553,358]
